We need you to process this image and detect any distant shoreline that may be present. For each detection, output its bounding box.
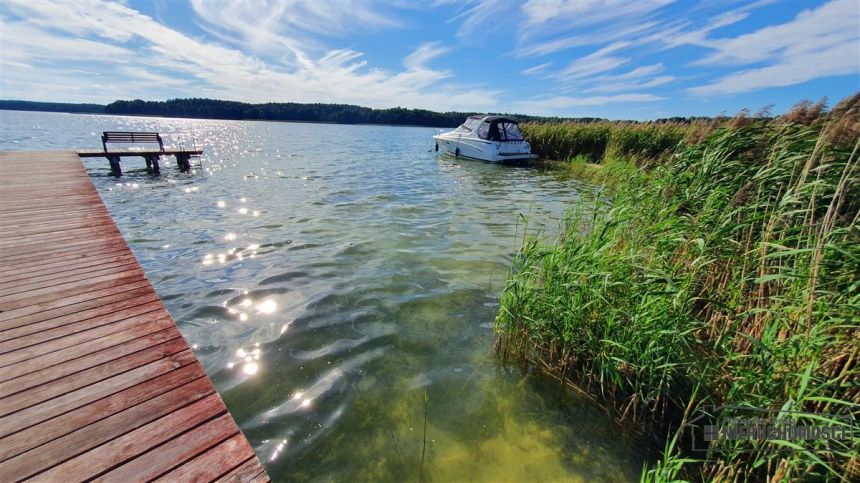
[0,108,450,130]
[0,99,711,128]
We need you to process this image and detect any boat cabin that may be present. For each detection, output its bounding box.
[456,116,525,142]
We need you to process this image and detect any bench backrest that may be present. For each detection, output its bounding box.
[102,131,164,151]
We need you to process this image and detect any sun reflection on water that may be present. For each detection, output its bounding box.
[256,299,277,314]
[227,344,263,378]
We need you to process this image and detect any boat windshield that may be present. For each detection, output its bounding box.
[456,117,482,133]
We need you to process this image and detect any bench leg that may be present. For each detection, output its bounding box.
[108,156,122,177]
[176,154,191,172]
[144,155,161,175]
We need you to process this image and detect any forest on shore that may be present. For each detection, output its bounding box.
[0,98,707,128]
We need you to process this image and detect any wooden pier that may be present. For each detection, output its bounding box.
[77,147,203,176]
[74,129,202,176]
[0,151,268,481]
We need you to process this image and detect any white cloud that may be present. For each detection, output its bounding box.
[444,0,507,39]
[0,0,502,111]
[189,0,399,57]
[520,62,552,75]
[509,0,857,100]
[551,42,631,82]
[600,64,666,82]
[580,65,676,93]
[521,0,672,31]
[695,1,858,65]
[447,0,672,53]
[689,1,860,94]
[515,93,664,114]
[403,42,451,70]
[515,20,663,58]
[1,20,133,63]
[657,1,782,50]
[689,42,859,95]
[585,75,676,94]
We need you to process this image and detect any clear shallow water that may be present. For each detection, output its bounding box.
[2,110,646,481]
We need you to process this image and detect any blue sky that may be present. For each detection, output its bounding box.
[1,0,858,119]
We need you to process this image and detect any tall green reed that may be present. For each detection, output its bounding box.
[497,102,860,481]
[521,121,692,166]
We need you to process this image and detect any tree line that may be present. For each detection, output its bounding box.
[0,100,105,114]
[101,98,574,127]
[1,98,719,127]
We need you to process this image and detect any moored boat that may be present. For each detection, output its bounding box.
[433,116,537,163]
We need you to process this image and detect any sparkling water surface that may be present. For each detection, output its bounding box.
[1,110,647,482]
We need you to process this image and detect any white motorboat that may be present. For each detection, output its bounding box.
[433,116,537,163]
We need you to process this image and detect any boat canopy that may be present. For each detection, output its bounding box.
[454,116,524,141]
[480,117,524,141]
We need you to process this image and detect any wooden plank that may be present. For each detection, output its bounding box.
[31,390,223,481]
[0,327,180,395]
[0,231,121,256]
[214,457,270,483]
[0,368,210,463]
[0,150,265,481]
[0,245,129,276]
[0,311,172,369]
[0,233,122,258]
[0,298,164,355]
[0,338,190,422]
[0,279,151,324]
[0,252,136,286]
[0,240,128,269]
[0,219,117,243]
[0,194,105,209]
[0,313,173,382]
[0,259,140,298]
[0,195,102,212]
[0,270,145,311]
[0,213,113,234]
[0,205,104,222]
[92,413,239,482]
[0,287,158,342]
[154,433,258,482]
[0,378,216,480]
[0,188,94,200]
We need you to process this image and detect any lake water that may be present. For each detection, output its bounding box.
[1,110,646,481]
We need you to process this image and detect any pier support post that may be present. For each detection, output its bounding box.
[176,153,191,172]
[108,155,122,176]
[144,154,161,174]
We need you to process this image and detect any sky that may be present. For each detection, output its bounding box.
[1,0,858,119]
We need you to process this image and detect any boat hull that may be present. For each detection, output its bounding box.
[433,134,537,163]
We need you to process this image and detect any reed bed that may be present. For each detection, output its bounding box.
[497,96,860,481]
[521,121,692,166]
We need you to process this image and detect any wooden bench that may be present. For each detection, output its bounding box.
[101,131,169,175]
[102,131,164,152]
[82,132,201,176]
